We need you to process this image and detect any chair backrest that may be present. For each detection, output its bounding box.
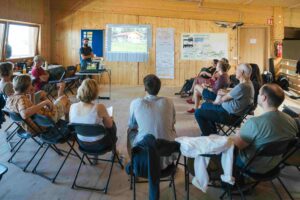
[5,109,23,123]
[131,136,181,164]
[68,123,107,137]
[233,104,255,126]
[66,66,77,77]
[244,138,297,171]
[32,114,55,127]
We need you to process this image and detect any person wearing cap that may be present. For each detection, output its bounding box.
[80,37,94,70]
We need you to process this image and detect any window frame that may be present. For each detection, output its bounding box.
[0,20,7,61]
[0,20,40,62]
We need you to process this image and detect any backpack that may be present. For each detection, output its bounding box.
[0,93,6,129]
[229,74,239,88]
[262,71,274,84]
[175,78,194,96]
[276,75,289,91]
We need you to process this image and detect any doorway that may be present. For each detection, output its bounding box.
[238,27,269,72]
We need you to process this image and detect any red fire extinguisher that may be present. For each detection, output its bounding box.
[276,42,282,58]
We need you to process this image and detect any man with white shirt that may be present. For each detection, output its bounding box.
[127,74,177,169]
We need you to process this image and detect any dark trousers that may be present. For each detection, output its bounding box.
[194,102,239,136]
[77,123,117,152]
[127,130,178,160]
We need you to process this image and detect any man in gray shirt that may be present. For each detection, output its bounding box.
[127,74,177,169]
[195,63,254,136]
[233,83,298,173]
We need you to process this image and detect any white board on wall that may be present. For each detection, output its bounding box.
[156,28,175,79]
[181,33,228,60]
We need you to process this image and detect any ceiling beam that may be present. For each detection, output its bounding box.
[289,3,300,8]
[243,0,254,5]
[198,0,204,7]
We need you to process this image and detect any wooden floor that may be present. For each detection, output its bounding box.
[0,85,299,200]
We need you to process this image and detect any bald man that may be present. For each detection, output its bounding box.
[232,83,298,173]
[195,63,254,136]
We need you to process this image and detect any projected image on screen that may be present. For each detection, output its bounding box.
[111,27,148,53]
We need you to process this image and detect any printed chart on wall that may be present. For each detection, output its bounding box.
[181,33,228,60]
[156,28,175,79]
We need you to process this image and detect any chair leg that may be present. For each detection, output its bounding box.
[184,157,188,191]
[8,139,26,162]
[130,171,133,190]
[23,143,44,172]
[67,141,86,164]
[270,180,283,200]
[72,154,85,189]
[133,174,136,200]
[51,144,73,183]
[277,177,294,200]
[104,153,116,194]
[6,126,18,141]
[114,150,124,169]
[236,183,246,200]
[50,145,64,156]
[5,121,16,133]
[10,137,23,152]
[171,175,177,200]
[32,144,50,173]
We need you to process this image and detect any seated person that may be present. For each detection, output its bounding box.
[187,61,230,113]
[188,59,219,94]
[69,79,117,151]
[0,62,46,103]
[31,55,65,93]
[249,63,262,107]
[194,63,254,136]
[232,83,298,173]
[0,62,14,97]
[189,84,298,179]
[6,75,70,136]
[128,74,177,169]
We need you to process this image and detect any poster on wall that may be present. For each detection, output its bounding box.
[156,28,175,79]
[181,33,228,60]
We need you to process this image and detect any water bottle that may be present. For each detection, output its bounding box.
[45,61,48,70]
[22,65,26,74]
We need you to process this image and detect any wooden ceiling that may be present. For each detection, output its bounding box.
[50,0,300,10]
[178,0,300,8]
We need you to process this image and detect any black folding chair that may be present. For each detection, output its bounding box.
[183,154,221,200]
[216,104,255,136]
[0,164,8,181]
[63,66,80,95]
[68,123,123,193]
[31,114,83,183]
[2,108,19,145]
[220,138,297,200]
[129,140,181,200]
[276,138,300,200]
[0,93,18,143]
[44,67,66,101]
[3,109,43,172]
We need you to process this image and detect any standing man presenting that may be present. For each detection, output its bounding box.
[80,37,94,70]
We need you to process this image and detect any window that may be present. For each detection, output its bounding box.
[6,24,39,59]
[0,23,5,60]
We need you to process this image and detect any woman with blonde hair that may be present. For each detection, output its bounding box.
[69,79,117,151]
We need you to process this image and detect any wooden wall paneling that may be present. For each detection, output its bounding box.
[273,7,284,40]
[284,8,300,28]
